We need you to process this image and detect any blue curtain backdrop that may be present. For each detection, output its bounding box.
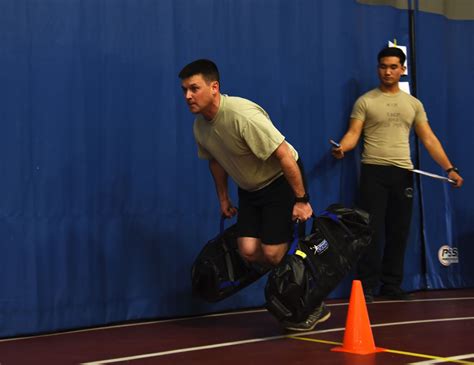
[0,0,471,338]
[414,6,474,288]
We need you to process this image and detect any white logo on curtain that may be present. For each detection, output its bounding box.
[438,245,459,266]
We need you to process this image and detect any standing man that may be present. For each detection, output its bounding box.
[332,47,463,302]
[179,59,330,331]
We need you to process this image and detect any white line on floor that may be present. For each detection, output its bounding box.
[1,296,472,343]
[81,316,474,365]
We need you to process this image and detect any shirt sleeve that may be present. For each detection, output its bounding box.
[241,112,285,161]
[350,96,367,122]
[413,99,428,125]
[196,141,212,160]
[193,120,213,160]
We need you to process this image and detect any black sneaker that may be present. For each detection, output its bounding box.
[282,303,331,332]
[380,287,414,301]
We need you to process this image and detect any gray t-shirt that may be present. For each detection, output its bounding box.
[351,88,428,169]
[193,94,298,191]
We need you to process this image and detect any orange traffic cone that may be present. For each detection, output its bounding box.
[331,280,385,355]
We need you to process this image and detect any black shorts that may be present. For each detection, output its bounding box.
[237,160,307,245]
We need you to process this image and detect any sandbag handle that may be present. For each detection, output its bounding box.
[287,215,315,255]
[219,214,237,233]
[219,215,227,233]
[221,240,236,283]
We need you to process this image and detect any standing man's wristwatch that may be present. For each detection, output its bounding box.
[295,193,310,203]
[446,167,460,174]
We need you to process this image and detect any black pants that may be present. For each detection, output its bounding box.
[356,164,414,292]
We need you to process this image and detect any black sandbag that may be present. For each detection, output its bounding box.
[265,204,372,322]
[191,221,269,302]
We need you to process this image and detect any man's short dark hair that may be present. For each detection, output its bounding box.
[377,47,406,65]
[178,59,220,83]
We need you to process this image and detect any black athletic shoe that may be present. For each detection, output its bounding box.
[380,287,414,301]
[282,303,331,332]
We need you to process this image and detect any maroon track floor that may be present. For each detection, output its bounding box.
[1,288,473,365]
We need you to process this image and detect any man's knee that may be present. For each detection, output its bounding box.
[262,243,288,266]
[264,252,285,266]
[237,237,263,263]
[240,251,261,263]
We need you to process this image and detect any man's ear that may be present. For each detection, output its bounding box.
[211,81,219,95]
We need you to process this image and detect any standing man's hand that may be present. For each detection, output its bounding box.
[331,119,363,160]
[220,199,238,218]
[331,146,345,159]
[448,170,464,188]
[292,202,313,222]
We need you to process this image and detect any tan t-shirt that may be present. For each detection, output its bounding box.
[351,88,428,169]
[193,94,298,191]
